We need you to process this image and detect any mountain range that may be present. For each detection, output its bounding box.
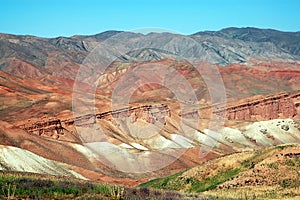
[0,27,299,199]
[1,27,300,74]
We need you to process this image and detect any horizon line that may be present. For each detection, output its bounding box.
[1,26,299,39]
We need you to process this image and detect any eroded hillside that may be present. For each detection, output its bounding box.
[0,28,299,185]
[141,144,300,199]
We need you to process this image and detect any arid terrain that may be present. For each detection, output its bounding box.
[0,27,299,199]
[141,144,300,199]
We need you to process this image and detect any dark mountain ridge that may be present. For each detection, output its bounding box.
[194,27,300,56]
[0,27,299,77]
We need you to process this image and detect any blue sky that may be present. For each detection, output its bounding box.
[1,0,300,37]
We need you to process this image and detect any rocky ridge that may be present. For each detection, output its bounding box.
[212,91,300,121]
[1,27,299,79]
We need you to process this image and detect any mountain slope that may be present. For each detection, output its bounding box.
[194,27,300,56]
[141,144,300,199]
[0,27,299,77]
[0,145,86,179]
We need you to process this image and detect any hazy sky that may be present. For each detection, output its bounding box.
[1,0,300,37]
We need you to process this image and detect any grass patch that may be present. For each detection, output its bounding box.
[141,144,300,199]
[0,174,112,199]
[140,168,241,193]
[0,171,195,199]
[276,145,287,150]
[284,158,300,167]
[267,162,279,169]
[188,168,241,192]
[241,147,276,169]
[276,144,296,150]
[139,171,185,190]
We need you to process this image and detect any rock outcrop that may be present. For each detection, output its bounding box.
[19,92,300,141]
[17,91,300,144]
[21,118,64,140]
[19,104,170,140]
[213,92,300,121]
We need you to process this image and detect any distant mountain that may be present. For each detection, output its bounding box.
[0,27,299,78]
[194,27,300,56]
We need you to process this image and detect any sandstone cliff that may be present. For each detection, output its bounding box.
[213,91,300,121]
[19,104,170,142]
[18,92,300,143]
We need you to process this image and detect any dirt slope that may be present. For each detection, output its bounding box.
[141,144,300,199]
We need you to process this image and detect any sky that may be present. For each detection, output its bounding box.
[1,0,300,38]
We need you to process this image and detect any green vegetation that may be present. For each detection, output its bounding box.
[140,145,300,199]
[1,145,299,199]
[187,169,241,192]
[139,171,185,190]
[284,159,296,167]
[141,151,264,193]
[276,144,296,150]
[140,168,241,193]
[0,173,113,199]
[276,145,287,150]
[267,162,279,169]
[0,171,204,200]
[241,147,275,169]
